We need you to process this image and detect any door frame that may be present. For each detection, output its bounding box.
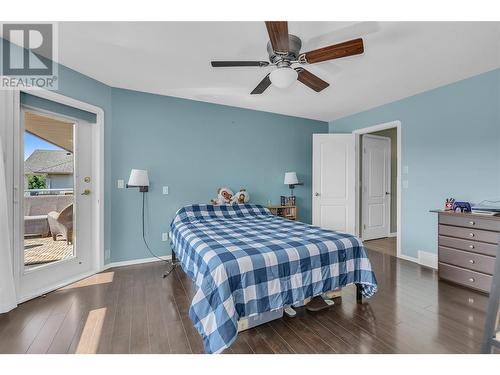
[360,134,391,240]
[6,88,104,303]
[353,120,402,259]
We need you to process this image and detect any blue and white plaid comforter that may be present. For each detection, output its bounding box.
[169,204,377,353]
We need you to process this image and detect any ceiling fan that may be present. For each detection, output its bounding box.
[211,21,364,95]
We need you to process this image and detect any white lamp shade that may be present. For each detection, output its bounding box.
[128,169,149,187]
[270,67,298,89]
[284,172,299,185]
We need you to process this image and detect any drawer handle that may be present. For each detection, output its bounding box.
[469,259,475,264]
[468,277,475,283]
[468,233,474,237]
[469,221,475,225]
[469,244,475,249]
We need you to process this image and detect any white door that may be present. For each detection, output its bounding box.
[361,135,391,240]
[312,134,356,235]
[15,108,96,301]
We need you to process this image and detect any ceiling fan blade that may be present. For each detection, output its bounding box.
[300,38,364,64]
[265,21,289,54]
[250,74,272,95]
[295,68,329,92]
[211,61,270,67]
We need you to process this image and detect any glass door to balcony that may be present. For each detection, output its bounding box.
[16,106,95,301]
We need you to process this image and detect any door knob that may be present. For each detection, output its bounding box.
[81,189,91,196]
[314,192,320,197]
[385,192,391,195]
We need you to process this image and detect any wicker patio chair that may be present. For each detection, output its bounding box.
[47,203,73,245]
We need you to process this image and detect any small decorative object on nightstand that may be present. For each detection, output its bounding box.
[268,205,297,221]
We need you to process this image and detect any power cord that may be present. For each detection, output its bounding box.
[141,191,177,278]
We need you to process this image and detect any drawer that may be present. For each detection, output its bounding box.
[439,224,499,244]
[438,246,495,275]
[439,262,492,293]
[439,235,498,257]
[439,214,500,232]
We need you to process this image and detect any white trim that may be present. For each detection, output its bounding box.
[418,250,438,270]
[388,232,397,238]
[20,89,105,272]
[398,254,419,264]
[10,88,105,302]
[103,255,172,270]
[351,121,404,262]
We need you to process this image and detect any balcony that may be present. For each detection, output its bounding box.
[24,189,74,270]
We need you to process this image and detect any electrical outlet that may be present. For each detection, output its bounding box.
[163,186,169,195]
[117,179,124,189]
[104,249,111,260]
[162,232,169,241]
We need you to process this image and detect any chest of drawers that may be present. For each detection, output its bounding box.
[433,211,499,293]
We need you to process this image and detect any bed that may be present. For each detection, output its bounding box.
[169,204,378,353]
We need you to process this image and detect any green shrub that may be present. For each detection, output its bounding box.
[28,175,46,189]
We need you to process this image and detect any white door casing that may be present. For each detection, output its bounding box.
[361,134,391,240]
[312,134,356,235]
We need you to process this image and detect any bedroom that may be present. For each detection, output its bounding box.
[0,1,499,373]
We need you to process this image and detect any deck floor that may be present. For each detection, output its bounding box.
[24,236,73,269]
[0,246,491,354]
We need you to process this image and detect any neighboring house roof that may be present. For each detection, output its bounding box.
[25,150,73,175]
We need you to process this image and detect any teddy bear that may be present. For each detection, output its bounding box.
[231,188,250,205]
[210,187,233,205]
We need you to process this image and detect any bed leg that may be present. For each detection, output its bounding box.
[356,284,363,304]
[163,252,178,278]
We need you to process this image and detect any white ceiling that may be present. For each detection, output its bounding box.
[55,22,500,121]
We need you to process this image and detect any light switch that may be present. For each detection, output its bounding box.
[163,186,169,195]
[403,166,409,174]
[162,232,169,241]
[117,179,124,189]
[403,180,409,189]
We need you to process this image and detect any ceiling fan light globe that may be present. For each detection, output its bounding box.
[269,67,298,89]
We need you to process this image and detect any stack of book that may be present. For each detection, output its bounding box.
[280,195,296,206]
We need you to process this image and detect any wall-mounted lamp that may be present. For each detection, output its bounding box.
[126,169,149,192]
[284,172,303,197]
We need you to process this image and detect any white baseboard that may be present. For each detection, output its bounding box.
[388,232,397,238]
[104,255,172,270]
[418,250,438,270]
[398,251,438,270]
[397,253,419,264]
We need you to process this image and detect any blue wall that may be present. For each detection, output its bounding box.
[3,37,327,263]
[330,69,500,259]
[110,88,327,262]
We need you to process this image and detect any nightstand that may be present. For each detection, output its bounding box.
[267,205,297,221]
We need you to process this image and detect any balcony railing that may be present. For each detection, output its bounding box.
[24,188,73,197]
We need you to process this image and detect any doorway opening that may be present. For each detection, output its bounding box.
[354,121,401,258]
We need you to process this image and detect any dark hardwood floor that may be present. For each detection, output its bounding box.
[0,248,491,354]
[364,237,397,256]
